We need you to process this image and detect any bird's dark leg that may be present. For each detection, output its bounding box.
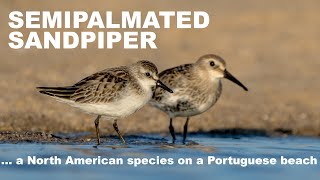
[169,118,176,143]
[94,115,101,145]
[113,119,126,144]
[183,117,190,144]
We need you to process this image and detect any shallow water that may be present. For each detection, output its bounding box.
[0,135,319,180]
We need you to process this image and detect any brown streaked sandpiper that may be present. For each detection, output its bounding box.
[37,60,173,145]
[150,54,248,144]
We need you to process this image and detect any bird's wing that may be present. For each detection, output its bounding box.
[38,67,131,104]
[69,67,130,103]
[152,64,193,102]
[158,64,192,84]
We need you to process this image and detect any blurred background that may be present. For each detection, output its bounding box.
[0,0,319,137]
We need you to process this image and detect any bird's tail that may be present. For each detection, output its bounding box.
[37,86,78,99]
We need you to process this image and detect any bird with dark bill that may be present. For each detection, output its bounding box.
[37,60,173,145]
[150,54,248,144]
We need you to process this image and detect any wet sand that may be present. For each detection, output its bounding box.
[0,128,296,145]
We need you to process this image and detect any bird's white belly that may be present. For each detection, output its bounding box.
[151,81,222,118]
[63,94,150,119]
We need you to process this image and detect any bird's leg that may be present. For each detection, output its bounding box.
[169,118,176,143]
[183,117,190,144]
[94,115,101,145]
[113,119,126,144]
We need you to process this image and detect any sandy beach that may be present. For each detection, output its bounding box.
[0,0,319,137]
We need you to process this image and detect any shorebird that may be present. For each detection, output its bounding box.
[37,60,173,145]
[150,54,248,144]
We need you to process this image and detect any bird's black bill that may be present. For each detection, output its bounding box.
[156,80,173,93]
[224,70,248,91]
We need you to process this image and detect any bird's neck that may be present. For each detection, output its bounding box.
[133,76,154,98]
[190,66,222,93]
[191,66,220,83]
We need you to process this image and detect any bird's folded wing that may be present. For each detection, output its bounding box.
[158,64,193,86]
[70,67,130,104]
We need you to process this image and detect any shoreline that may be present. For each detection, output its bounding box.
[0,129,318,145]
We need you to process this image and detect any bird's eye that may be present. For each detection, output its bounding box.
[145,72,151,77]
[210,61,215,66]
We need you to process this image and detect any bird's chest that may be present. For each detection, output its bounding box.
[196,92,220,113]
[104,91,152,118]
[186,79,222,113]
[83,88,152,118]
[120,93,151,114]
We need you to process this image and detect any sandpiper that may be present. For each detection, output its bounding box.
[37,60,173,145]
[150,54,248,144]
